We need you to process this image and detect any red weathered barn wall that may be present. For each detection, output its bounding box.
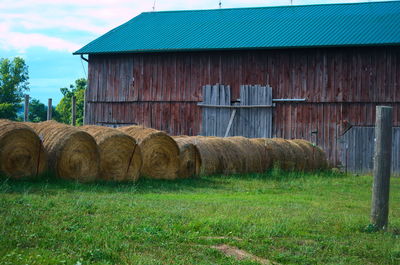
[85,46,400,165]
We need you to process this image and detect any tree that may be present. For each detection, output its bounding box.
[28,98,47,122]
[0,57,29,120]
[55,78,86,126]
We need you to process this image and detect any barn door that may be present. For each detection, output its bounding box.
[199,84,273,138]
[200,84,231,137]
[340,126,400,174]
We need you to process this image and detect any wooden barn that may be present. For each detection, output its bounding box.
[74,1,400,172]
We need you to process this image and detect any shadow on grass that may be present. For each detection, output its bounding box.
[0,174,226,195]
[222,168,348,181]
[0,169,347,195]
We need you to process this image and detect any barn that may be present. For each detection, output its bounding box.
[74,1,400,172]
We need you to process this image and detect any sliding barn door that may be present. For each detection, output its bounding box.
[200,84,273,138]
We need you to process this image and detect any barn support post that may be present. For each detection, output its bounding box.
[24,94,29,122]
[371,106,392,229]
[71,96,76,126]
[47,98,52,120]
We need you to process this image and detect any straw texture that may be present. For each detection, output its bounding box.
[80,125,142,181]
[0,120,47,178]
[173,136,202,178]
[27,121,99,182]
[118,126,179,179]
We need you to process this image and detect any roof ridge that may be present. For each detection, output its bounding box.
[140,1,399,15]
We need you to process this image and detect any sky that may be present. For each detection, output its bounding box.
[0,0,391,104]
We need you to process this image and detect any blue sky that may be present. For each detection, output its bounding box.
[0,0,389,105]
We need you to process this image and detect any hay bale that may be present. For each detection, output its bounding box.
[190,136,224,176]
[80,125,142,182]
[270,138,298,170]
[173,137,202,178]
[287,140,308,171]
[118,126,179,179]
[27,121,99,182]
[172,136,223,176]
[312,144,329,170]
[218,138,245,174]
[225,137,269,173]
[175,136,269,175]
[251,138,285,169]
[291,139,315,170]
[182,136,243,175]
[291,139,329,170]
[0,120,47,179]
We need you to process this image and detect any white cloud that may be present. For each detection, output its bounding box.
[0,23,80,52]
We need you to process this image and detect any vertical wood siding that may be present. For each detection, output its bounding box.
[85,46,400,166]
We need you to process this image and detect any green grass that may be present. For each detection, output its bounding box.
[0,170,399,265]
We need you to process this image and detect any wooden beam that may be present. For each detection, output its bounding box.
[24,94,29,122]
[198,103,274,108]
[71,96,76,126]
[47,98,52,120]
[371,106,393,229]
[224,109,237,137]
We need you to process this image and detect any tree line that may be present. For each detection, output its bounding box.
[0,57,85,125]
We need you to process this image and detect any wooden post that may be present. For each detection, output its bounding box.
[71,96,76,126]
[371,106,392,229]
[24,94,29,122]
[47,98,52,120]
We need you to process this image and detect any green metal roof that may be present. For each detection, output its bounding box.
[74,1,400,54]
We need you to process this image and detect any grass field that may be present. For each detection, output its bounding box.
[0,170,399,265]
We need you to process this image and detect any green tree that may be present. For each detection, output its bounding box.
[0,57,29,120]
[28,98,47,122]
[55,78,86,126]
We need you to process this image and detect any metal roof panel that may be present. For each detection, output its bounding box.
[74,1,400,54]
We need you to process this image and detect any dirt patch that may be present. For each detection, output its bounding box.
[211,244,279,265]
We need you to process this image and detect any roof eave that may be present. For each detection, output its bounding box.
[73,43,400,55]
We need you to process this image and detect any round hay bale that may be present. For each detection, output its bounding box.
[287,140,307,171]
[225,137,269,173]
[187,136,224,176]
[217,138,244,174]
[118,126,179,180]
[27,121,99,182]
[312,145,329,170]
[80,125,142,182]
[0,120,47,179]
[270,138,297,170]
[251,138,285,170]
[291,139,329,170]
[173,136,202,178]
[291,139,315,170]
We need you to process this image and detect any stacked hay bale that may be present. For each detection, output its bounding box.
[252,138,328,171]
[187,136,224,176]
[250,138,286,169]
[225,137,270,173]
[80,125,142,182]
[173,136,271,175]
[0,119,47,179]
[292,139,328,170]
[26,121,100,182]
[173,136,202,178]
[118,126,179,179]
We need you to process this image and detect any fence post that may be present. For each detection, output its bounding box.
[371,106,392,229]
[47,98,52,120]
[24,94,29,122]
[71,96,76,126]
